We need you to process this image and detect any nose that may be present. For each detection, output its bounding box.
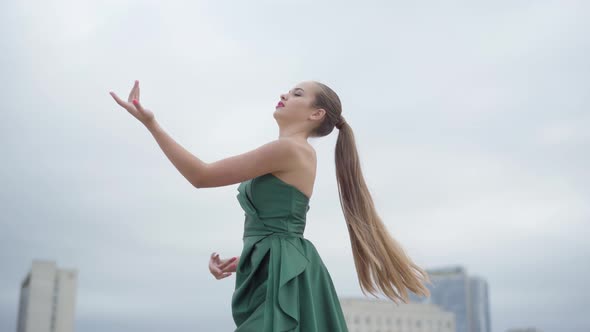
[280,93,287,101]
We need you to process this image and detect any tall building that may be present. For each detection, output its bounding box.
[409,266,491,332]
[340,297,456,332]
[469,277,491,332]
[17,260,78,332]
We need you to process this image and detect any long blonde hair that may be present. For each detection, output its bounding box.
[310,81,431,303]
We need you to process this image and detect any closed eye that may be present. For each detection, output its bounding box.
[289,88,304,96]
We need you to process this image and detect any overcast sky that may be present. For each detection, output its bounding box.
[1,1,588,331]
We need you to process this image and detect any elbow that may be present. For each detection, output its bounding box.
[192,164,208,189]
[192,179,203,189]
[191,173,206,189]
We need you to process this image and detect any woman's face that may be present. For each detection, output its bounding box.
[273,81,325,126]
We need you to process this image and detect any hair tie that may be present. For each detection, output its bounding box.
[335,116,346,130]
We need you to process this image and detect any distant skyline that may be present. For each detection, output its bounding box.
[1,1,588,332]
[410,266,491,332]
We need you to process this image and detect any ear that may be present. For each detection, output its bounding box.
[309,108,326,121]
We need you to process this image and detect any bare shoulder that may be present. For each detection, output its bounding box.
[196,137,303,188]
[279,137,315,160]
[272,138,317,198]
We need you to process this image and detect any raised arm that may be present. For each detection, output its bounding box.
[110,80,302,189]
[146,120,301,188]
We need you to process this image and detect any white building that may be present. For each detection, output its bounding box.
[340,297,456,332]
[17,260,78,332]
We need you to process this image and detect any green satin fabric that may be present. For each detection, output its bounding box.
[231,173,349,332]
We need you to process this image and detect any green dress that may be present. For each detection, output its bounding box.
[231,173,349,332]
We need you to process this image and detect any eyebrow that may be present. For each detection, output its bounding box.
[289,88,305,93]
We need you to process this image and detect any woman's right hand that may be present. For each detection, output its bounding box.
[208,252,239,280]
[109,80,156,127]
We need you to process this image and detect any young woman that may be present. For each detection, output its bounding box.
[110,80,431,331]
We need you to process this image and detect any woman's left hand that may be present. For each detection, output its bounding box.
[209,252,239,280]
[110,80,155,126]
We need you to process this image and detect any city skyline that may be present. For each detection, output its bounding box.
[410,266,491,332]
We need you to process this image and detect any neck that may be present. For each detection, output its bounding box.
[278,125,309,141]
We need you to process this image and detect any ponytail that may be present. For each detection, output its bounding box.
[334,121,431,303]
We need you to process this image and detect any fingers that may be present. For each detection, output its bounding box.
[219,257,237,270]
[210,264,223,276]
[110,91,139,117]
[211,252,220,264]
[210,263,232,279]
[109,91,128,108]
[132,98,146,113]
[209,252,224,278]
[209,252,236,279]
[221,264,236,273]
[128,80,138,102]
[219,258,238,273]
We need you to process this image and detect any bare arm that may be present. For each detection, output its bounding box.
[145,120,301,188]
[145,120,206,187]
[110,80,300,188]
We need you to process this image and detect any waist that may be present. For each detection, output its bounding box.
[243,215,305,239]
[243,229,304,239]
